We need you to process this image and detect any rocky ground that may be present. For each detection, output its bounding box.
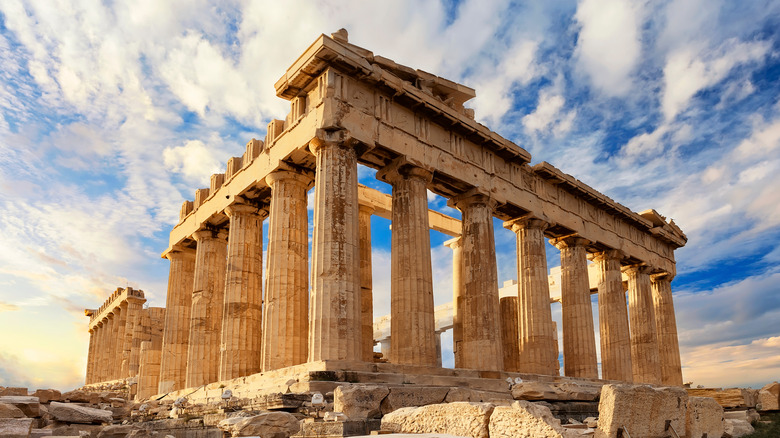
[0,380,776,437]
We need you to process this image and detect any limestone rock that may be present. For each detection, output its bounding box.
[0,388,28,397]
[42,421,103,436]
[686,396,724,438]
[757,381,779,411]
[217,411,300,437]
[0,402,26,418]
[32,390,61,404]
[61,390,100,405]
[445,387,513,404]
[0,396,41,417]
[30,428,52,437]
[333,384,389,419]
[511,381,601,401]
[724,409,760,423]
[380,402,494,438]
[489,400,579,438]
[724,418,755,437]
[49,402,113,424]
[596,384,688,438]
[379,386,450,415]
[0,418,34,438]
[97,424,154,437]
[686,388,754,409]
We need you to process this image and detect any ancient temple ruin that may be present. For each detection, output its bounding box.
[84,29,687,401]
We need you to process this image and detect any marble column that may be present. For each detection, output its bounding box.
[625,264,661,385]
[553,236,598,379]
[263,169,311,371]
[380,338,391,361]
[593,250,632,382]
[121,296,144,378]
[506,217,558,375]
[220,202,265,380]
[86,327,97,384]
[186,229,228,388]
[359,205,375,362]
[130,308,151,379]
[451,192,503,371]
[500,296,520,373]
[652,273,683,386]
[444,237,464,368]
[137,341,161,401]
[378,160,437,366]
[308,131,362,362]
[96,319,108,381]
[158,246,196,393]
[108,307,122,380]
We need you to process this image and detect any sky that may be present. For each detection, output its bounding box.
[1,0,779,391]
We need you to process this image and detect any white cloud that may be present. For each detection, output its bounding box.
[163,139,224,186]
[573,0,644,96]
[523,88,576,137]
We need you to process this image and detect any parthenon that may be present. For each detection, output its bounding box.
[84,29,687,400]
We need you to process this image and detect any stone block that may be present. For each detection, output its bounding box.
[379,386,449,415]
[0,418,34,438]
[0,388,29,397]
[216,411,300,437]
[61,390,100,405]
[30,428,52,437]
[488,400,579,438]
[297,419,366,437]
[0,402,26,418]
[97,424,155,437]
[32,390,62,404]
[380,402,494,438]
[724,418,755,437]
[0,396,41,417]
[686,396,724,438]
[686,388,752,409]
[43,421,104,436]
[511,381,601,401]
[333,384,389,419]
[596,384,688,438]
[48,402,112,424]
[757,381,779,411]
[444,387,513,404]
[724,409,760,423]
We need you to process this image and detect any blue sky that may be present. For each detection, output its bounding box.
[1,0,779,390]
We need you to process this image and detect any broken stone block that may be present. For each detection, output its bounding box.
[217,411,300,437]
[686,396,724,438]
[757,381,779,411]
[48,402,112,424]
[724,409,760,423]
[0,417,34,438]
[30,428,52,437]
[444,387,514,404]
[0,388,28,397]
[0,396,41,417]
[0,402,26,418]
[489,400,579,438]
[32,390,62,404]
[724,418,755,437]
[379,386,450,415]
[511,381,601,401]
[686,388,753,409]
[97,424,154,437]
[596,384,688,438]
[61,390,100,405]
[333,384,389,419]
[380,402,494,438]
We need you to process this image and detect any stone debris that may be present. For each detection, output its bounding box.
[0,396,41,417]
[381,402,494,438]
[380,386,450,415]
[724,417,755,437]
[757,381,779,411]
[596,384,688,438]
[49,401,113,424]
[489,400,579,438]
[686,396,724,438]
[217,411,300,437]
[0,387,29,397]
[0,402,26,418]
[723,409,760,423]
[333,384,389,419]
[0,417,34,438]
[686,387,759,409]
[511,382,601,402]
[32,390,62,404]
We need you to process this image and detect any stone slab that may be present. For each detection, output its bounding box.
[381,402,494,438]
[0,396,41,417]
[596,384,688,438]
[48,402,112,424]
[686,396,724,438]
[0,417,34,438]
[334,384,389,420]
[757,381,779,411]
[0,402,26,418]
[489,401,578,438]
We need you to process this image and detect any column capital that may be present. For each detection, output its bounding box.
[225,201,269,219]
[551,235,590,250]
[622,263,654,275]
[503,214,550,233]
[309,128,359,154]
[590,249,625,262]
[376,156,434,185]
[165,243,196,261]
[192,228,228,242]
[443,236,462,249]
[447,187,498,211]
[358,204,375,215]
[650,271,675,282]
[265,168,314,189]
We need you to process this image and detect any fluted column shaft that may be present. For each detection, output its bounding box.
[309,133,362,362]
[263,170,311,371]
[95,320,108,381]
[101,317,113,381]
[86,327,97,384]
[500,296,520,372]
[506,218,558,375]
[444,237,464,368]
[453,193,503,371]
[131,308,151,378]
[554,236,598,378]
[186,229,228,388]
[652,273,683,386]
[380,162,436,366]
[158,246,195,393]
[594,250,632,382]
[359,205,375,362]
[625,265,661,384]
[220,203,265,380]
[121,298,143,377]
[109,307,124,380]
